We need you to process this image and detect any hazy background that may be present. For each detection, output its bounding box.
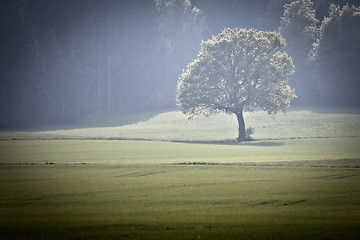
[1,0,359,128]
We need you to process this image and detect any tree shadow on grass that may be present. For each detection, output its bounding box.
[171,139,284,147]
[240,141,284,147]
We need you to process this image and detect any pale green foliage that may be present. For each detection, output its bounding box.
[177,28,296,120]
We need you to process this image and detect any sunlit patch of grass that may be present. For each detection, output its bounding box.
[0,110,359,141]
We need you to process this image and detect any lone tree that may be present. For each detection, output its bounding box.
[177,28,296,141]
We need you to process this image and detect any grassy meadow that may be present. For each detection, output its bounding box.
[1,109,360,239]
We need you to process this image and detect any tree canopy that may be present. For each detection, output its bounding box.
[279,0,319,105]
[280,0,319,51]
[177,28,296,141]
[310,4,360,106]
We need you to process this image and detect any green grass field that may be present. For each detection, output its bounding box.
[1,110,360,239]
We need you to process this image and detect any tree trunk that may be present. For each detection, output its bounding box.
[235,110,246,142]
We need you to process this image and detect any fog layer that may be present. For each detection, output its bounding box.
[1,0,359,128]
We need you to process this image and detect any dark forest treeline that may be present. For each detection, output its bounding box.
[1,0,359,128]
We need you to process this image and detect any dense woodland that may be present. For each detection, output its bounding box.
[1,0,359,128]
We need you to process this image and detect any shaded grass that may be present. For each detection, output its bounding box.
[174,158,360,168]
[2,223,360,240]
[1,162,360,239]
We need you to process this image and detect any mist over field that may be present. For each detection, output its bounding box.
[1,1,360,239]
[1,0,360,128]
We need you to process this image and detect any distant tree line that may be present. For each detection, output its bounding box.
[0,0,359,128]
[278,0,360,106]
